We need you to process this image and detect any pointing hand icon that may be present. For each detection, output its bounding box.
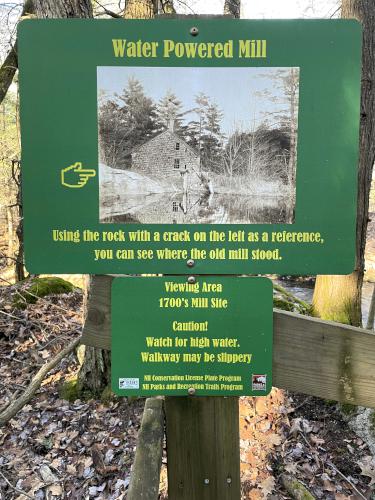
[61,162,96,188]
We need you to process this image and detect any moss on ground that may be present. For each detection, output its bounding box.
[340,403,357,416]
[286,480,315,500]
[14,277,74,308]
[281,475,315,500]
[59,378,79,402]
[370,409,375,433]
[59,378,117,404]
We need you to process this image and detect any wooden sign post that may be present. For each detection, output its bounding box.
[165,396,240,500]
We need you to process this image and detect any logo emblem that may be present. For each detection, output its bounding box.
[252,374,267,391]
[119,378,139,390]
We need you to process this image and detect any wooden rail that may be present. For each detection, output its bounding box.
[81,275,375,408]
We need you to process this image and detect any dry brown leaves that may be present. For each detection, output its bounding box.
[240,391,374,499]
[0,284,144,499]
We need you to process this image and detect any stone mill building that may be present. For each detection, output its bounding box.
[131,119,200,190]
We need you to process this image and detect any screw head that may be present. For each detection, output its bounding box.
[190,26,199,36]
[226,477,232,484]
[187,259,195,268]
[187,276,196,284]
[188,387,196,396]
[204,478,210,485]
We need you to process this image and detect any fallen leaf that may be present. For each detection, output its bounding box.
[357,456,375,485]
[47,483,63,496]
[285,462,298,474]
[289,418,302,436]
[310,435,325,446]
[259,476,275,498]
[39,464,58,483]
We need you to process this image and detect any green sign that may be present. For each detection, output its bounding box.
[19,19,361,275]
[111,276,273,396]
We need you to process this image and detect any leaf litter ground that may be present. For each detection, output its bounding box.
[0,282,373,499]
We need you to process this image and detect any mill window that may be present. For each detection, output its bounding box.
[174,159,180,169]
[172,202,179,212]
[175,142,180,150]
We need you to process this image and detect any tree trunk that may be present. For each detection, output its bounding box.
[14,161,25,282]
[6,204,13,260]
[76,345,112,397]
[0,0,33,106]
[313,0,375,326]
[77,275,112,397]
[224,0,241,18]
[124,0,157,19]
[312,273,362,325]
[32,0,93,18]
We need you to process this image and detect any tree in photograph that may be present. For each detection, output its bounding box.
[313,0,375,326]
[185,92,209,152]
[98,99,124,167]
[248,125,291,182]
[201,101,225,172]
[99,77,159,169]
[186,93,224,172]
[224,131,245,179]
[156,90,185,131]
[255,67,299,185]
[284,67,299,184]
[119,77,159,146]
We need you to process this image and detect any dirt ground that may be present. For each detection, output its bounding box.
[0,283,374,499]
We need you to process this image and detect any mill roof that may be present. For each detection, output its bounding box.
[131,128,199,157]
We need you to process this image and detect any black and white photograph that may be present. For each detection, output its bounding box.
[97,66,299,224]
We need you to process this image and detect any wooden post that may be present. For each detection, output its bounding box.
[165,396,240,500]
[127,397,165,500]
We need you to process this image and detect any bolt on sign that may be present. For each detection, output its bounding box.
[111,277,273,396]
[18,19,361,275]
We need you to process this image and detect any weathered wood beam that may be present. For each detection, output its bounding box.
[273,311,375,408]
[127,397,164,500]
[81,275,375,408]
[165,396,240,500]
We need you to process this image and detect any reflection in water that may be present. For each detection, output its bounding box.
[101,192,294,224]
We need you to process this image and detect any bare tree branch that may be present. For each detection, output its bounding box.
[93,0,123,18]
[0,336,80,426]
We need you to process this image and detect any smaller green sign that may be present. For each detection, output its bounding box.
[111,276,273,396]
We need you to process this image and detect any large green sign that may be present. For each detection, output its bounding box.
[111,276,273,396]
[19,19,361,274]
